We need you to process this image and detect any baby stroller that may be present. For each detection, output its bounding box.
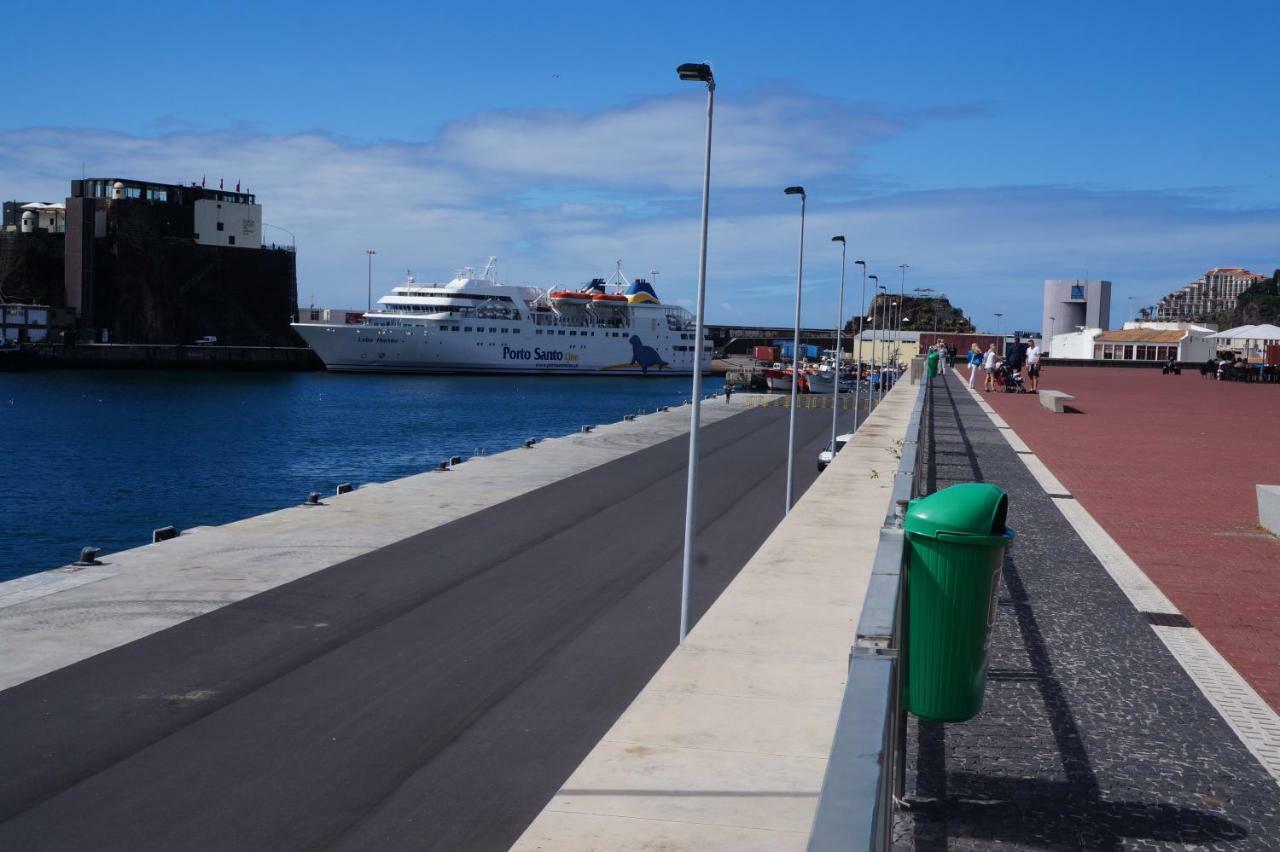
[996,363,1028,393]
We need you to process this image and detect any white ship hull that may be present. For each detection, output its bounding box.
[293,316,709,376]
[294,262,711,376]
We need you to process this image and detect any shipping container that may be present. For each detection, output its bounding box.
[780,343,821,360]
[753,345,779,363]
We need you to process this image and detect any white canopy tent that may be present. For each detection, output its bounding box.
[1207,323,1280,357]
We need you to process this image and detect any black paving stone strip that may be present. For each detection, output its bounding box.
[0,405,838,852]
[895,374,1280,851]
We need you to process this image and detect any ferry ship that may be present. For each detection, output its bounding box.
[292,259,712,375]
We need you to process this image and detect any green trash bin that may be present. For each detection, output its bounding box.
[903,482,1014,722]
[925,350,939,379]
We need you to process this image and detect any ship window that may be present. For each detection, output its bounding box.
[464,326,472,332]
[228,236,235,245]
[569,331,576,336]
[490,327,497,332]
[216,222,224,231]
[536,329,542,335]
[501,328,508,333]
[558,330,565,335]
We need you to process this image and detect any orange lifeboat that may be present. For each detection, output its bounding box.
[550,290,592,304]
[591,293,628,303]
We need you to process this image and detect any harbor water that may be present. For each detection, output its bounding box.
[0,370,725,582]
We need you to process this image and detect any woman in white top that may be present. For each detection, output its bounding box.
[982,343,998,392]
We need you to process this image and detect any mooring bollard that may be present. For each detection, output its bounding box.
[74,546,102,566]
[152,525,178,543]
[304,492,323,505]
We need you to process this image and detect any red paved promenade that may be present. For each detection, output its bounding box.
[981,366,1280,710]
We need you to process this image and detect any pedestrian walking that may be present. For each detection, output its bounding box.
[936,340,948,375]
[983,342,998,391]
[724,382,733,403]
[966,343,982,389]
[1026,338,1042,392]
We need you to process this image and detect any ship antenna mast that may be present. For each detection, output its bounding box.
[481,256,497,281]
[609,259,632,292]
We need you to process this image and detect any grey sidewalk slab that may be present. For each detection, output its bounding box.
[894,374,1280,850]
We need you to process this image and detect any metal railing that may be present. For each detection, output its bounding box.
[806,374,931,851]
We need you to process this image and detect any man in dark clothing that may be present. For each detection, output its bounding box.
[1018,337,1032,376]
[1007,336,1029,377]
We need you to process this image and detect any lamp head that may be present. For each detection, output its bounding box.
[854,260,866,267]
[676,62,714,83]
[784,186,805,198]
[869,274,878,282]
[832,235,845,244]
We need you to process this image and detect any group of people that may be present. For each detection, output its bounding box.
[1203,355,1278,383]
[931,335,1042,393]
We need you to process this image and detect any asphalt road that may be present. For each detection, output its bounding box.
[0,402,841,851]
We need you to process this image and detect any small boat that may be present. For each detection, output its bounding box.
[550,290,592,303]
[762,367,792,392]
[591,293,628,303]
[807,370,834,394]
[763,367,812,393]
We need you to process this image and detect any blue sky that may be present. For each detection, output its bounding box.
[3,0,1277,330]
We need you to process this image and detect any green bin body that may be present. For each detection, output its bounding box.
[925,351,939,379]
[903,483,1014,722]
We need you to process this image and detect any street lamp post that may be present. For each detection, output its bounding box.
[889,300,899,383]
[365,249,377,312]
[876,282,888,400]
[852,260,867,432]
[676,61,715,642]
[994,312,1003,345]
[868,275,880,401]
[914,286,935,349]
[783,186,806,514]
[830,236,847,455]
[897,263,909,380]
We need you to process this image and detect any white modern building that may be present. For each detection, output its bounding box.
[1047,321,1216,363]
[1042,279,1111,340]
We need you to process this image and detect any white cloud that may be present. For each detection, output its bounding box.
[434,91,902,190]
[1,92,1275,331]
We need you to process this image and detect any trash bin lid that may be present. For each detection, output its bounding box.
[926,351,940,361]
[904,482,1011,543]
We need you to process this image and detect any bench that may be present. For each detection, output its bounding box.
[1039,389,1074,413]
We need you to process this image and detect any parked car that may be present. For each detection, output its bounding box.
[817,432,853,472]
[194,336,218,345]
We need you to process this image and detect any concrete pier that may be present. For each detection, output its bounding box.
[0,392,863,850]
